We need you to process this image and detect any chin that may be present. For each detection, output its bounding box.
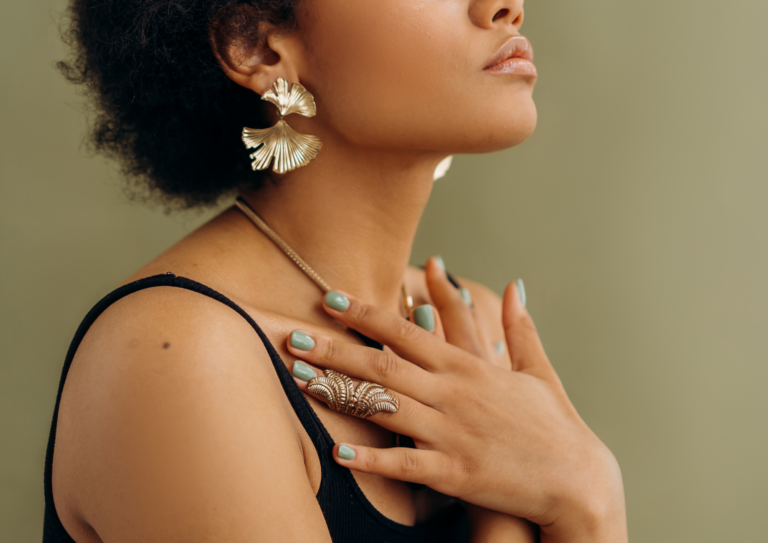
[462,100,538,154]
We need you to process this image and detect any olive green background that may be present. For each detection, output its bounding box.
[2,0,767,541]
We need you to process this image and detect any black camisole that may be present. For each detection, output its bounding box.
[43,273,470,542]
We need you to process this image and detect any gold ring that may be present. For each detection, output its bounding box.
[307,369,399,419]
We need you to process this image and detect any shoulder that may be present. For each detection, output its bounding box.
[68,283,282,404]
[54,285,328,540]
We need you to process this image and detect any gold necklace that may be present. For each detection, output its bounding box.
[235,197,414,317]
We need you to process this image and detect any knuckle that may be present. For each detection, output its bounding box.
[397,450,422,478]
[520,313,538,335]
[394,318,420,343]
[369,351,401,381]
[439,378,462,400]
[348,301,372,326]
[319,337,338,365]
[452,455,475,493]
[509,312,539,343]
[463,358,491,384]
[361,447,379,472]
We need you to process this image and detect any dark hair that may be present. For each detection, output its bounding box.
[58,0,298,209]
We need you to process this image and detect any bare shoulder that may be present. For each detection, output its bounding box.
[53,286,331,542]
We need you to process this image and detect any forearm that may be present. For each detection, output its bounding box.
[541,467,628,543]
[466,505,539,543]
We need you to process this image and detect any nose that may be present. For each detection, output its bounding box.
[468,0,524,31]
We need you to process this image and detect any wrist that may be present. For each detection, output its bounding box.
[464,502,538,543]
[542,451,628,543]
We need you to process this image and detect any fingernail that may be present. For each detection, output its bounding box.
[516,278,527,307]
[325,291,350,311]
[337,444,356,460]
[459,287,473,307]
[413,305,435,332]
[290,330,315,350]
[495,341,505,354]
[433,255,446,271]
[292,360,317,381]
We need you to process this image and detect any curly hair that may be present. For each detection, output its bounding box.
[58,0,299,209]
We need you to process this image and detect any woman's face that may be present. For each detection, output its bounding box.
[294,0,536,156]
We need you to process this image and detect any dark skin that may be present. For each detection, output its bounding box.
[53,213,537,541]
[50,0,627,541]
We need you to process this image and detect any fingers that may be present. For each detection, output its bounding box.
[332,443,453,491]
[287,330,440,403]
[424,257,486,359]
[502,280,558,382]
[410,298,445,341]
[321,290,458,372]
[291,359,445,440]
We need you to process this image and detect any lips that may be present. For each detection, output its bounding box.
[483,35,537,76]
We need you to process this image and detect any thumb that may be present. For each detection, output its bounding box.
[502,279,558,383]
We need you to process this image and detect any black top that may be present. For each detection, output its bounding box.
[43,273,469,542]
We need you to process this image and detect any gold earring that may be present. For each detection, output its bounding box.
[242,78,323,174]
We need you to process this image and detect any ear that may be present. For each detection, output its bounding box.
[210,15,302,95]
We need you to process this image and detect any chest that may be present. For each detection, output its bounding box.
[263,323,453,527]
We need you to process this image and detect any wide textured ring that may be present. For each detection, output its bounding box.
[307,369,399,419]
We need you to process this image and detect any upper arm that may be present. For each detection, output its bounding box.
[55,287,332,542]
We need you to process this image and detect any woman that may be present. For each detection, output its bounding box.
[44,0,628,541]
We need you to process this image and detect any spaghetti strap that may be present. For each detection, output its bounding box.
[43,273,469,542]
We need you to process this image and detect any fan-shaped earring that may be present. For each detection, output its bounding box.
[242,78,323,174]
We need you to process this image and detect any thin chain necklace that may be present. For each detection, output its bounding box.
[235,196,414,316]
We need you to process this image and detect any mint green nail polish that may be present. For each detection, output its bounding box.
[292,360,317,381]
[325,291,350,311]
[291,330,315,350]
[516,278,527,307]
[413,305,435,332]
[460,287,473,306]
[338,444,356,460]
[495,341,505,355]
[434,255,446,271]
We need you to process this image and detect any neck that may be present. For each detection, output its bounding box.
[240,144,445,314]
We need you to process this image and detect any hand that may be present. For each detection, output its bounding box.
[287,265,627,542]
[414,260,537,541]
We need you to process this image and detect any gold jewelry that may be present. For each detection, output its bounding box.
[235,196,331,293]
[235,197,403,419]
[308,369,399,418]
[242,78,323,174]
[235,198,404,419]
[235,197,414,316]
